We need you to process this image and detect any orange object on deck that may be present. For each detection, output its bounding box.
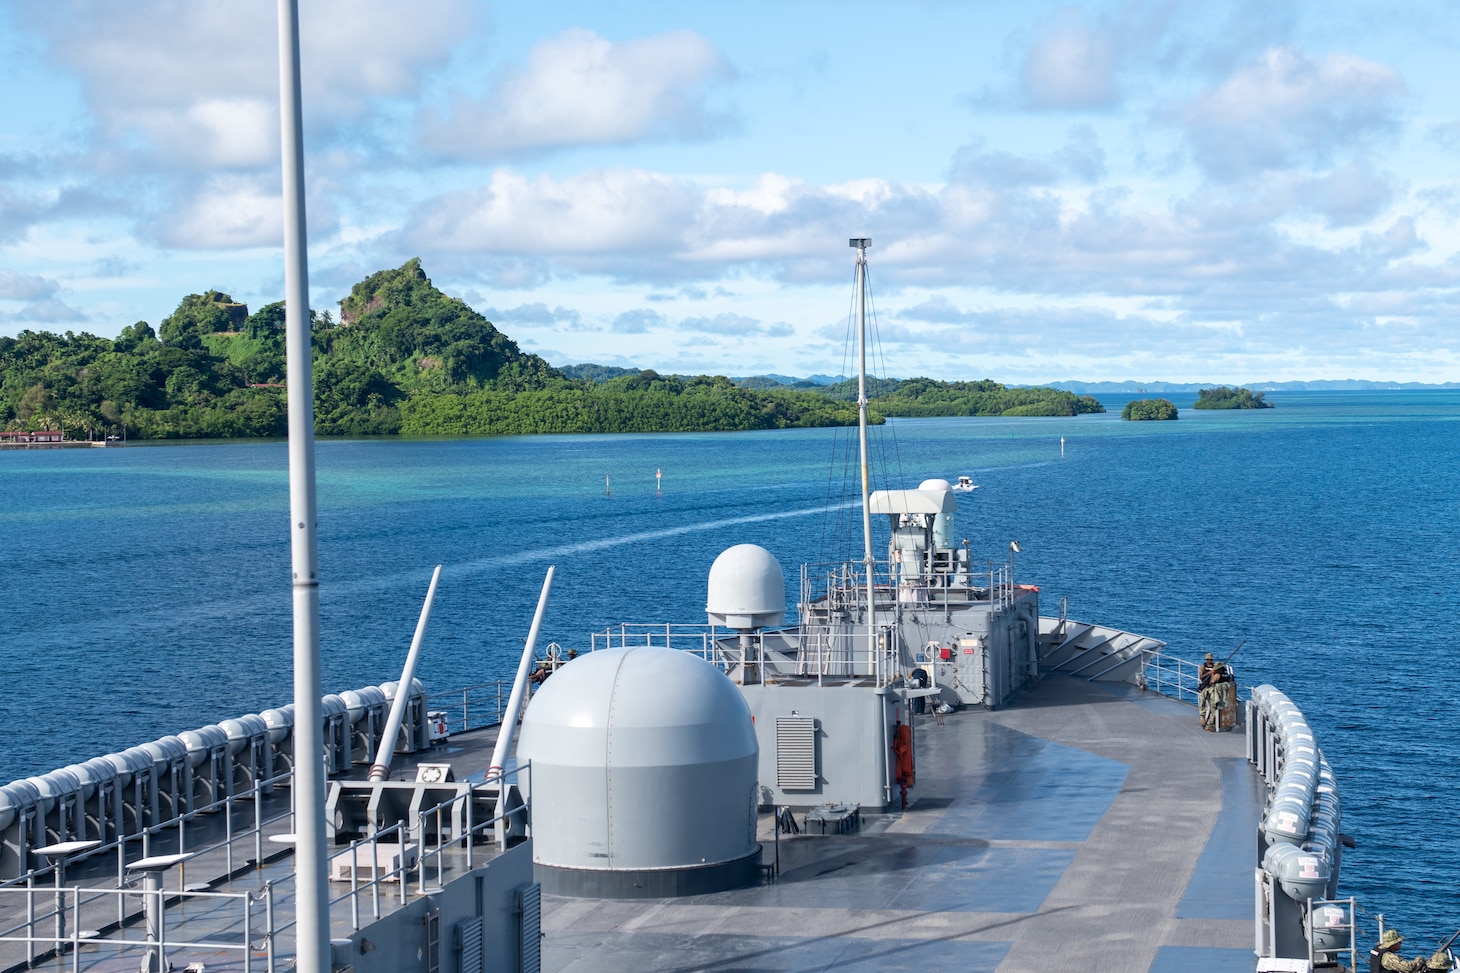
[892,722,914,787]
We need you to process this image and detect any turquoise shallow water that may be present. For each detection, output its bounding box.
[2,389,1459,946]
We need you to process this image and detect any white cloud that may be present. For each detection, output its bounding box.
[1173,161,1400,231]
[1362,216,1424,260]
[1302,161,1397,228]
[482,303,582,329]
[0,270,60,301]
[1021,11,1120,110]
[20,0,468,167]
[0,188,53,242]
[145,176,283,249]
[396,149,1442,321]
[405,168,700,255]
[419,29,732,159]
[613,309,668,333]
[14,297,88,324]
[1169,48,1405,180]
[679,312,763,335]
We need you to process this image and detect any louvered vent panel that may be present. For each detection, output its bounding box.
[518,882,542,973]
[455,916,483,973]
[776,716,818,790]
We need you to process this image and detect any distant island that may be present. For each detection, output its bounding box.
[561,368,1104,417]
[0,259,1102,440]
[1122,398,1178,421]
[1193,386,1273,410]
[1038,380,1460,393]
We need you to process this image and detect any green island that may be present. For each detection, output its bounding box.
[1193,386,1273,410]
[1121,398,1179,421]
[0,259,1102,439]
[819,376,1104,418]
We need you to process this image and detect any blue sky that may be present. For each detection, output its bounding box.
[1,0,1458,383]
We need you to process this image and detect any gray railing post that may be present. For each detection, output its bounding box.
[265,881,277,972]
[226,793,234,876]
[254,776,264,869]
[70,886,80,973]
[26,878,35,967]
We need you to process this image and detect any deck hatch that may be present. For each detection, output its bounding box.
[518,881,542,973]
[775,716,818,790]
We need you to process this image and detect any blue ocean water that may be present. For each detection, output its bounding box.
[2,390,1458,946]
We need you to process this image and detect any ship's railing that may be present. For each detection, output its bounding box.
[586,623,908,687]
[0,769,296,928]
[798,560,1029,615]
[0,882,269,973]
[1138,649,1250,707]
[327,762,531,932]
[0,763,534,972]
[424,680,514,735]
[791,625,900,685]
[588,623,732,666]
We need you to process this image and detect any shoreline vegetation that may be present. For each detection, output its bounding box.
[1193,386,1274,410]
[1,259,1102,441]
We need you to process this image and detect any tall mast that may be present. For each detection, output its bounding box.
[850,238,877,679]
[276,4,330,973]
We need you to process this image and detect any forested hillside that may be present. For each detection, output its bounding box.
[0,260,865,439]
[819,376,1105,417]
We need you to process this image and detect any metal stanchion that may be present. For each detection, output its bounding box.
[126,852,193,973]
[32,840,102,952]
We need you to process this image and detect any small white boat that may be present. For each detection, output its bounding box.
[952,475,979,491]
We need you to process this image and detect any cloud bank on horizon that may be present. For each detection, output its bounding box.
[0,0,1457,383]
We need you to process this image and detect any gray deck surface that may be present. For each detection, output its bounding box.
[540,674,1259,973]
[4,678,1263,973]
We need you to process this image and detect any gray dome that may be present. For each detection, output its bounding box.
[517,646,760,897]
[706,544,785,630]
[918,478,953,491]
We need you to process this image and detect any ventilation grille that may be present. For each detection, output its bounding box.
[455,916,483,973]
[518,882,542,973]
[776,716,818,790]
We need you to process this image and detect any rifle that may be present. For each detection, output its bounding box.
[1221,640,1246,666]
[1437,928,1460,953]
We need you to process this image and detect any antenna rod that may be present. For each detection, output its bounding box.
[276,3,329,972]
[368,565,444,781]
[850,238,876,681]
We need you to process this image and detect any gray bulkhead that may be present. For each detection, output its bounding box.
[740,682,902,810]
[722,485,1040,812]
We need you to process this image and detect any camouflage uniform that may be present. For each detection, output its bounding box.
[1197,654,1225,729]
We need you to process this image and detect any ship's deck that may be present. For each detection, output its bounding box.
[540,673,1262,973]
[2,674,1261,973]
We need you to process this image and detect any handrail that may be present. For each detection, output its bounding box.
[1,768,296,897]
[285,761,533,933]
[0,882,268,973]
[1139,648,1250,707]
[423,680,513,735]
[0,761,539,971]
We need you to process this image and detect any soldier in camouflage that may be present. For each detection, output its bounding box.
[1197,653,1227,730]
[1370,929,1427,973]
